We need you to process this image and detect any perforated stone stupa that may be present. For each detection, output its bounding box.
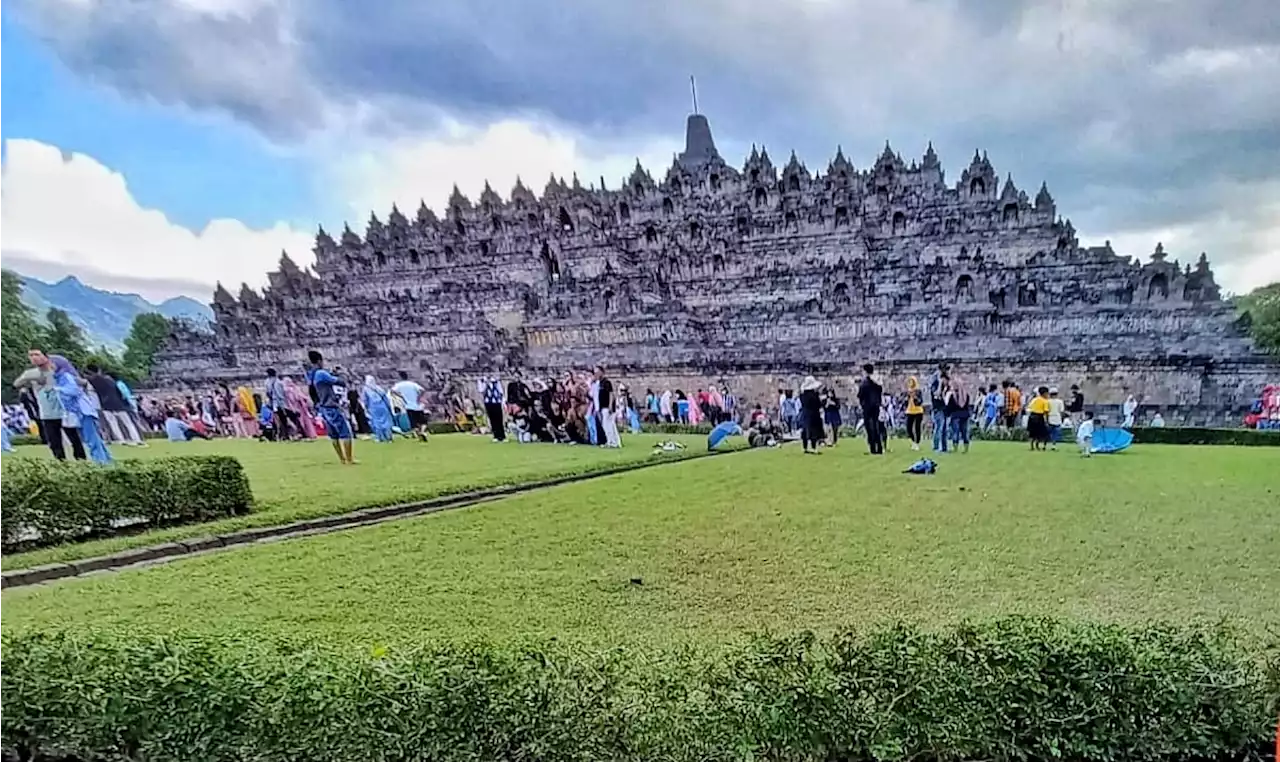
[151,112,1275,421]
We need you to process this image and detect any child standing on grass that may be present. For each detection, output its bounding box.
[1076,411,1095,457]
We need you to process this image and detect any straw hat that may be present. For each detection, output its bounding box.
[801,375,821,391]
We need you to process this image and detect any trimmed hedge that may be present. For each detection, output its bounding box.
[641,422,1280,446]
[1130,426,1280,446]
[2,619,1276,762]
[0,456,253,551]
[9,430,167,447]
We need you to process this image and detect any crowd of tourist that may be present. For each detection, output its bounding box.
[4,343,1151,464]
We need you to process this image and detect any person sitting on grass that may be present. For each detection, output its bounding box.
[305,350,356,465]
[165,410,212,442]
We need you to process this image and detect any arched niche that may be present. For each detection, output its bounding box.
[618,202,630,222]
[892,211,907,234]
[970,177,986,196]
[644,224,658,244]
[834,206,849,227]
[662,198,674,215]
[1018,282,1038,306]
[558,207,574,232]
[787,174,801,192]
[540,242,561,282]
[1002,203,1019,224]
[955,274,974,301]
[832,282,851,305]
[754,186,767,206]
[1148,273,1169,299]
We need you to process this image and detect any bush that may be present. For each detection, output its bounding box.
[9,429,167,447]
[642,421,1279,446]
[2,619,1275,762]
[0,456,253,551]
[1129,426,1280,446]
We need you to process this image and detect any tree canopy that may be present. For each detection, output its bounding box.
[123,313,171,381]
[0,270,175,399]
[1,271,44,403]
[1233,281,1280,355]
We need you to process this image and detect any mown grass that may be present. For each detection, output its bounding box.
[2,433,707,569]
[5,441,1277,646]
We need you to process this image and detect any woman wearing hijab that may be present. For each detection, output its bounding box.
[284,378,317,439]
[799,375,825,454]
[1122,394,1138,429]
[236,386,260,437]
[361,375,395,442]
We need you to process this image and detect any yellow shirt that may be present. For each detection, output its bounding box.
[1026,396,1051,415]
[905,388,924,415]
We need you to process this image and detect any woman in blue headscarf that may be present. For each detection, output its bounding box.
[361,375,395,442]
[51,359,112,463]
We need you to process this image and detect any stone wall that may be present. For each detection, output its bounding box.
[147,113,1278,415]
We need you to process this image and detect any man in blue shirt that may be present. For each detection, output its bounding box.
[305,350,355,464]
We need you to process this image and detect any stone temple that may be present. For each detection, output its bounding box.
[151,112,1276,422]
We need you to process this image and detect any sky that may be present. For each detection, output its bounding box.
[2,0,1278,303]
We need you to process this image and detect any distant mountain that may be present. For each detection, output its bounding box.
[17,274,213,351]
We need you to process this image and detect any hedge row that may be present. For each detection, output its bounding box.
[9,430,168,447]
[641,421,1280,446]
[2,619,1276,762]
[0,456,253,552]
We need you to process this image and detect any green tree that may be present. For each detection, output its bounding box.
[1234,281,1280,355]
[42,307,90,368]
[1,270,44,403]
[122,312,171,382]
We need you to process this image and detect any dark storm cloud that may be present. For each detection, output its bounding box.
[13,0,1280,287]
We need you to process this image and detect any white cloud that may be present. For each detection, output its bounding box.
[331,118,681,221]
[0,120,682,303]
[1,138,314,302]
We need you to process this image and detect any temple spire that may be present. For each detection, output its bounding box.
[677,96,720,169]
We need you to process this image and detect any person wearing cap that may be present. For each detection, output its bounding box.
[1047,386,1066,449]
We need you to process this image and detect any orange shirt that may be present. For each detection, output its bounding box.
[1005,387,1022,414]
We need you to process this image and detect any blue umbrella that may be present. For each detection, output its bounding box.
[707,421,742,450]
[1091,426,1133,454]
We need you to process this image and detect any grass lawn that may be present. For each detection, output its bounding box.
[5,441,1277,646]
[2,432,707,569]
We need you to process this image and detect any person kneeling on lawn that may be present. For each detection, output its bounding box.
[165,410,212,442]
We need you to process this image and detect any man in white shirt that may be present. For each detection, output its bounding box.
[391,371,429,441]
